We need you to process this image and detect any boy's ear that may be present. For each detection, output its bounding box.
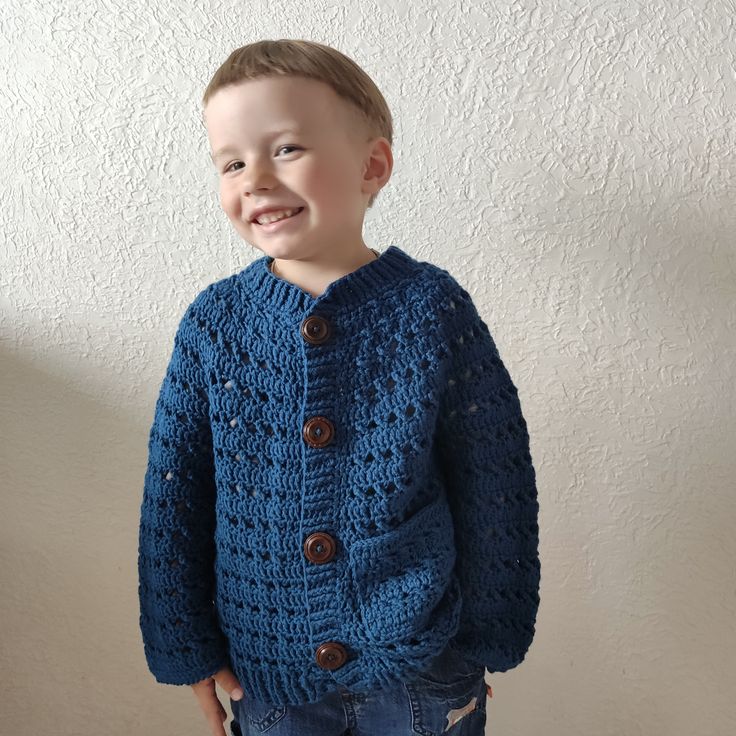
[364,138,393,187]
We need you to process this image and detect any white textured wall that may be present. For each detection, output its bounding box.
[2,1,735,734]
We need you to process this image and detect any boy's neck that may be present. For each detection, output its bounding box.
[270,246,380,299]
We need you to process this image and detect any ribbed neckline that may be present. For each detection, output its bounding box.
[236,245,419,314]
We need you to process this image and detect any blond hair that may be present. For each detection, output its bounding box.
[202,39,393,209]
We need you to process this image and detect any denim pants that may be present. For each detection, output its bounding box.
[229,642,487,736]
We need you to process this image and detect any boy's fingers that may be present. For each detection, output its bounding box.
[213,667,245,701]
[190,678,227,736]
[205,704,227,736]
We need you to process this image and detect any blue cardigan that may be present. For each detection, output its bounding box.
[137,244,540,706]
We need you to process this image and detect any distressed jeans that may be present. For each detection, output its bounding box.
[229,642,488,736]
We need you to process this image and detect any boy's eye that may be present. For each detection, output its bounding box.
[223,145,301,174]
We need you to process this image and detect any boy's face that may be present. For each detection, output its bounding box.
[204,75,390,263]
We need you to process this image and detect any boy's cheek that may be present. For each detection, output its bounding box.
[221,192,244,221]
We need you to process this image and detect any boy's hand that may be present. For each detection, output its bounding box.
[190,666,244,736]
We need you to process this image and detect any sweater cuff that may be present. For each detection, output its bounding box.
[143,641,231,686]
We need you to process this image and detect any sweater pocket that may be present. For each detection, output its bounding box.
[348,493,458,643]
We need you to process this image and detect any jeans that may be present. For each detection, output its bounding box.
[230,642,487,736]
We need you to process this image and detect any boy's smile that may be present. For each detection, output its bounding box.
[204,75,392,294]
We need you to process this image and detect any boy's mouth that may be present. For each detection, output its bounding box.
[253,207,305,227]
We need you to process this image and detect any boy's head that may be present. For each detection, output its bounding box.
[202,39,393,263]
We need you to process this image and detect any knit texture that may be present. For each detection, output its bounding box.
[137,244,540,706]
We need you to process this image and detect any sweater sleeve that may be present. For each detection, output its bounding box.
[137,299,230,685]
[436,282,541,673]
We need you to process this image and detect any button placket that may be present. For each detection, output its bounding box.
[300,312,350,669]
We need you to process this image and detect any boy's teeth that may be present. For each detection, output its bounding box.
[257,207,301,224]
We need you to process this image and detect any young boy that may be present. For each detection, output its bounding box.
[138,39,540,736]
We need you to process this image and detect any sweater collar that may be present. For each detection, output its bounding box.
[236,245,419,314]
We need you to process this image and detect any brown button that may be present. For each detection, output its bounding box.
[302,416,334,448]
[303,532,336,564]
[315,642,348,670]
[301,315,331,344]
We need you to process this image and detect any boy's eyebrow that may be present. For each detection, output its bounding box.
[210,145,238,162]
[210,127,304,162]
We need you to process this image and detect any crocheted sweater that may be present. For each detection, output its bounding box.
[137,244,540,706]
